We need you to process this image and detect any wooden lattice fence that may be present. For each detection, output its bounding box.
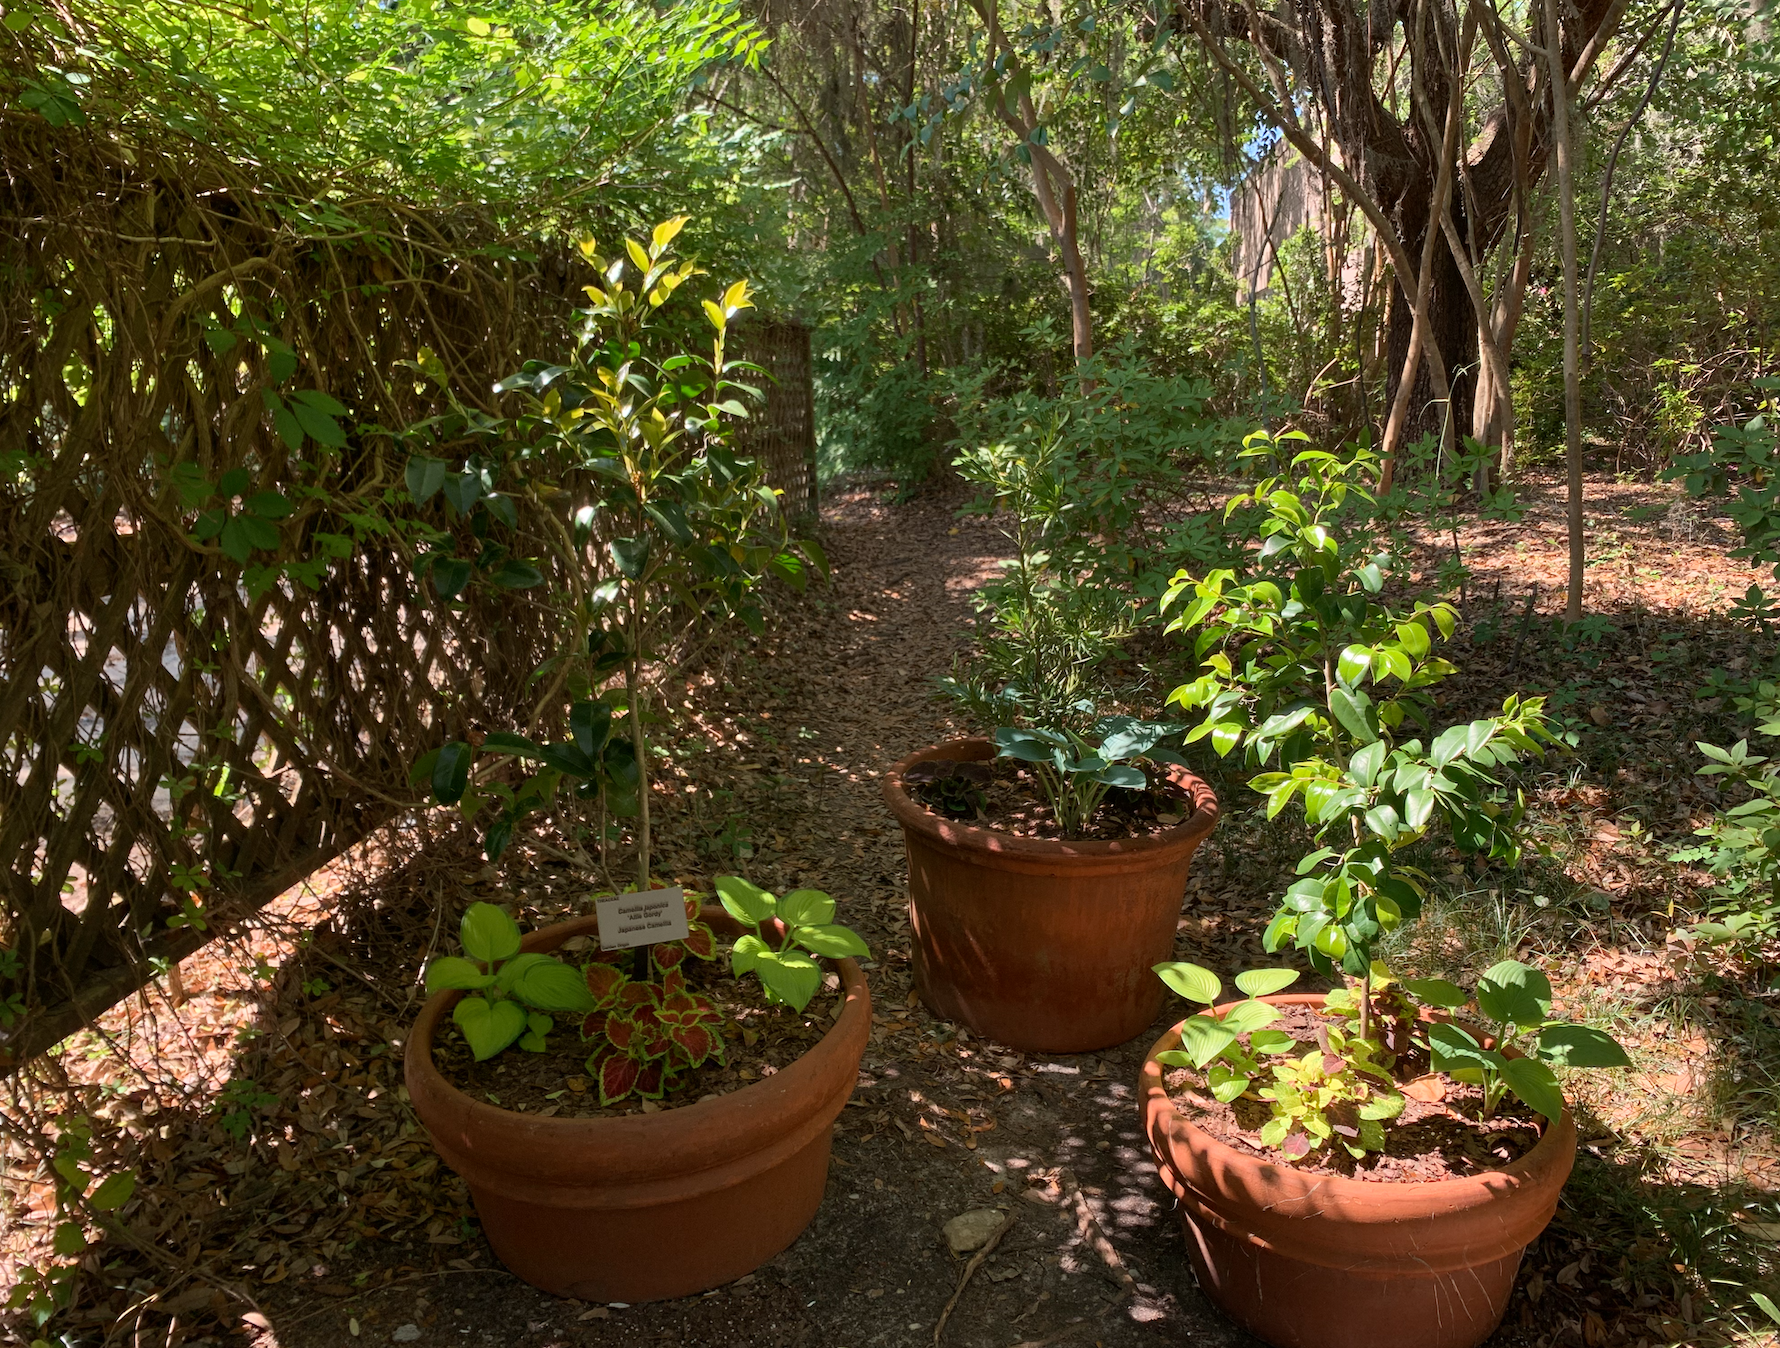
[0,114,815,1069]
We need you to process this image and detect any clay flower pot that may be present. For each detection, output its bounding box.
[404,906,870,1302]
[882,737,1218,1053]
[1140,994,1577,1348]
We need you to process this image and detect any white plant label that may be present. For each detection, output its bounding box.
[594,887,689,951]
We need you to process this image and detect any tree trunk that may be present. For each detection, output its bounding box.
[1384,220,1475,451]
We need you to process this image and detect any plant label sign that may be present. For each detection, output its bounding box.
[595,887,690,951]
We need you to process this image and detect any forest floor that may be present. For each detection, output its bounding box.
[6,469,1780,1348]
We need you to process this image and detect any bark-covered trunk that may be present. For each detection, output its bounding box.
[1386,217,1476,447]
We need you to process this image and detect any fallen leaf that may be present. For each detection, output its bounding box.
[1402,1076,1446,1103]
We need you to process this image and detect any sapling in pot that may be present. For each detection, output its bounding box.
[402,219,826,887]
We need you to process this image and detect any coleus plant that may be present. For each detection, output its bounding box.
[424,903,596,1060]
[579,884,870,1106]
[579,894,725,1105]
[1153,961,1405,1159]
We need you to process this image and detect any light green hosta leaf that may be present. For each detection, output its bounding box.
[452,996,528,1061]
[425,955,495,993]
[1154,961,1221,1005]
[1178,1014,1238,1069]
[1154,1049,1196,1069]
[1207,1062,1252,1103]
[777,888,835,926]
[1477,960,1552,1028]
[1234,968,1299,998]
[715,875,776,925]
[1502,1056,1566,1122]
[731,932,771,976]
[514,958,596,1012]
[460,903,521,964]
[751,948,822,1011]
[795,924,870,959]
[1219,1000,1280,1036]
[494,951,553,993]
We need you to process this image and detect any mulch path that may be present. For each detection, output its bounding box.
[4,468,1777,1348]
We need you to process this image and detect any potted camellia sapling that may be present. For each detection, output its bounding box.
[1134,437,1630,1348]
[405,879,871,1303]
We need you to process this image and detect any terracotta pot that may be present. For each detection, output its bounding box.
[1140,993,1577,1348]
[404,906,870,1302]
[882,737,1218,1053]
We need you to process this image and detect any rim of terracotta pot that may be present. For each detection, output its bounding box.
[404,905,870,1190]
[1141,993,1577,1243]
[882,736,1219,866]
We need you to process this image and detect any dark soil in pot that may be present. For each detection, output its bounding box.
[907,755,1186,841]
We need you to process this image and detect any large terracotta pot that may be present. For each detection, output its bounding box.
[882,737,1218,1053]
[404,906,870,1302]
[1140,994,1577,1348]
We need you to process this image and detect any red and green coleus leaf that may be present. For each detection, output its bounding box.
[682,923,716,961]
[585,962,626,1009]
[593,1048,641,1106]
[652,943,686,973]
[603,1009,639,1051]
[668,1022,722,1066]
[633,1060,666,1099]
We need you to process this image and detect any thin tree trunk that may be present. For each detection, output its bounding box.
[1544,0,1586,623]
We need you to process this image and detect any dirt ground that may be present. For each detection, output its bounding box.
[6,469,1780,1348]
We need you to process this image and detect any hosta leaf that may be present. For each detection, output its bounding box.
[1502,1056,1566,1121]
[515,958,597,1012]
[1154,961,1221,1005]
[1234,968,1299,998]
[460,901,521,963]
[716,875,776,925]
[778,888,835,926]
[795,923,870,959]
[1536,1023,1631,1068]
[1178,1013,1238,1068]
[424,955,494,993]
[452,996,527,1061]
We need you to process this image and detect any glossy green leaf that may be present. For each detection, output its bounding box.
[431,740,472,804]
[406,455,448,502]
[90,1170,137,1211]
[610,535,650,579]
